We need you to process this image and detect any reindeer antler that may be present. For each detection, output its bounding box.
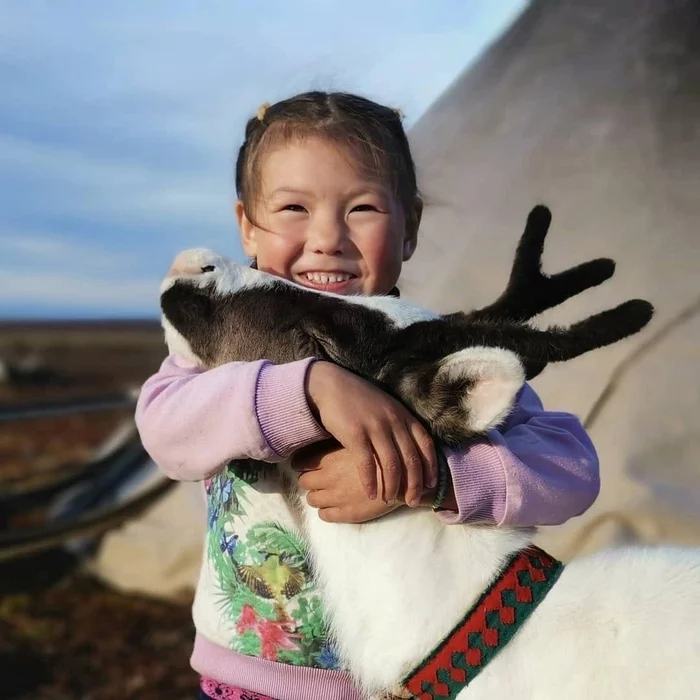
[459,205,617,324]
[435,204,654,380]
[463,299,654,378]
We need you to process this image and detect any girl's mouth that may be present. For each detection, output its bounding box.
[296,271,358,294]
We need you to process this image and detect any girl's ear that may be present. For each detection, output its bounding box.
[236,200,258,258]
[402,197,423,261]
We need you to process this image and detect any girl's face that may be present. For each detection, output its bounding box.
[236,136,419,295]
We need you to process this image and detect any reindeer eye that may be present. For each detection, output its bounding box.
[201,265,215,273]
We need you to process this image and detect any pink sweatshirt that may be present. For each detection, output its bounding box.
[136,354,599,700]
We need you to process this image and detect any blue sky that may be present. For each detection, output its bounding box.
[0,0,526,319]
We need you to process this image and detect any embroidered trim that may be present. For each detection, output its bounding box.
[401,546,563,699]
[200,676,277,700]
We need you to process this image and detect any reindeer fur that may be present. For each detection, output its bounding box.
[161,207,652,446]
[159,207,700,699]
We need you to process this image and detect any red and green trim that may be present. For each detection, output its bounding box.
[401,546,563,699]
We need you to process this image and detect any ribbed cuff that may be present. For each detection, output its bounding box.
[192,634,361,700]
[437,438,507,525]
[255,359,329,459]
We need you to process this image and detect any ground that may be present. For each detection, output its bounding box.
[0,321,198,699]
[1,551,197,700]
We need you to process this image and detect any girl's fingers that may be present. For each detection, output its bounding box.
[393,424,425,507]
[297,465,328,492]
[298,466,321,490]
[318,507,343,523]
[350,434,378,500]
[408,420,438,494]
[371,431,403,504]
[306,489,336,509]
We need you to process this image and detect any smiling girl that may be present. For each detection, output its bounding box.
[136,91,599,700]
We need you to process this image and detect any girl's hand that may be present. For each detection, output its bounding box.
[305,361,437,506]
[292,442,403,523]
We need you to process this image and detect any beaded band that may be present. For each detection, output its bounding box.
[431,451,449,510]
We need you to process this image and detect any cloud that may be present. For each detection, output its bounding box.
[0,134,232,231]
[0,229,139,269]
[0,268,158,315]
[0,228,160,316]
[0,0,527,317]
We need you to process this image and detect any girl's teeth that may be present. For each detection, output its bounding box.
[304,273,351,284]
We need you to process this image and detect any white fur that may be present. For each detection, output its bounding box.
[344,293,438,328]
[294,495,533,696]
[163,250,700,699]
[160,248,273,298]
[161,316,201,366]
[290,473,700,699]
[283,343,700,699]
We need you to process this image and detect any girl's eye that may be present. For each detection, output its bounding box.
[351,204,380,213]
[282,204,306,213]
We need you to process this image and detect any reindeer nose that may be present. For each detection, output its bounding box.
[167,251,214,277]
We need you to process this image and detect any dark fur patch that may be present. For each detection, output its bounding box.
[162,279,396,372]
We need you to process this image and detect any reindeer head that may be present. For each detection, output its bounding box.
[160,249,279,367]
[159,248,374,370]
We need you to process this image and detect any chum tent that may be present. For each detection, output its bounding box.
[403,0,700,557]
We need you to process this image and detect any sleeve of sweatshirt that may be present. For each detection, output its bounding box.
[135,354,328,481]
[437,383,600,527]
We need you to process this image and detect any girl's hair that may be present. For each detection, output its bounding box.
[234,91,421,233]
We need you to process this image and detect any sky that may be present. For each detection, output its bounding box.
[0,0,526,319]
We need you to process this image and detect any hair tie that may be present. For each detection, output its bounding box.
[256,102,271,121]
[393,107,405,120]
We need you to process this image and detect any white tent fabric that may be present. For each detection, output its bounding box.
[90,469,206,599]
[402,0,700,557]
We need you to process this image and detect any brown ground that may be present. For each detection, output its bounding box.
[0,321,198,699]
[0,552,197,700]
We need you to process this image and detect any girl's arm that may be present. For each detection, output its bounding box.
[135,354,328,481]
[437,383,600,527]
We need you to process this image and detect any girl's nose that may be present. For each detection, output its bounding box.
[308,216,348,256]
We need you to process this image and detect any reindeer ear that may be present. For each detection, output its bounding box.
[438,347,526,433]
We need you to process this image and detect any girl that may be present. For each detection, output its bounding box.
[135,91,599,700]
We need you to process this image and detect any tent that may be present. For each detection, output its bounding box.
[402,0,700,557]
